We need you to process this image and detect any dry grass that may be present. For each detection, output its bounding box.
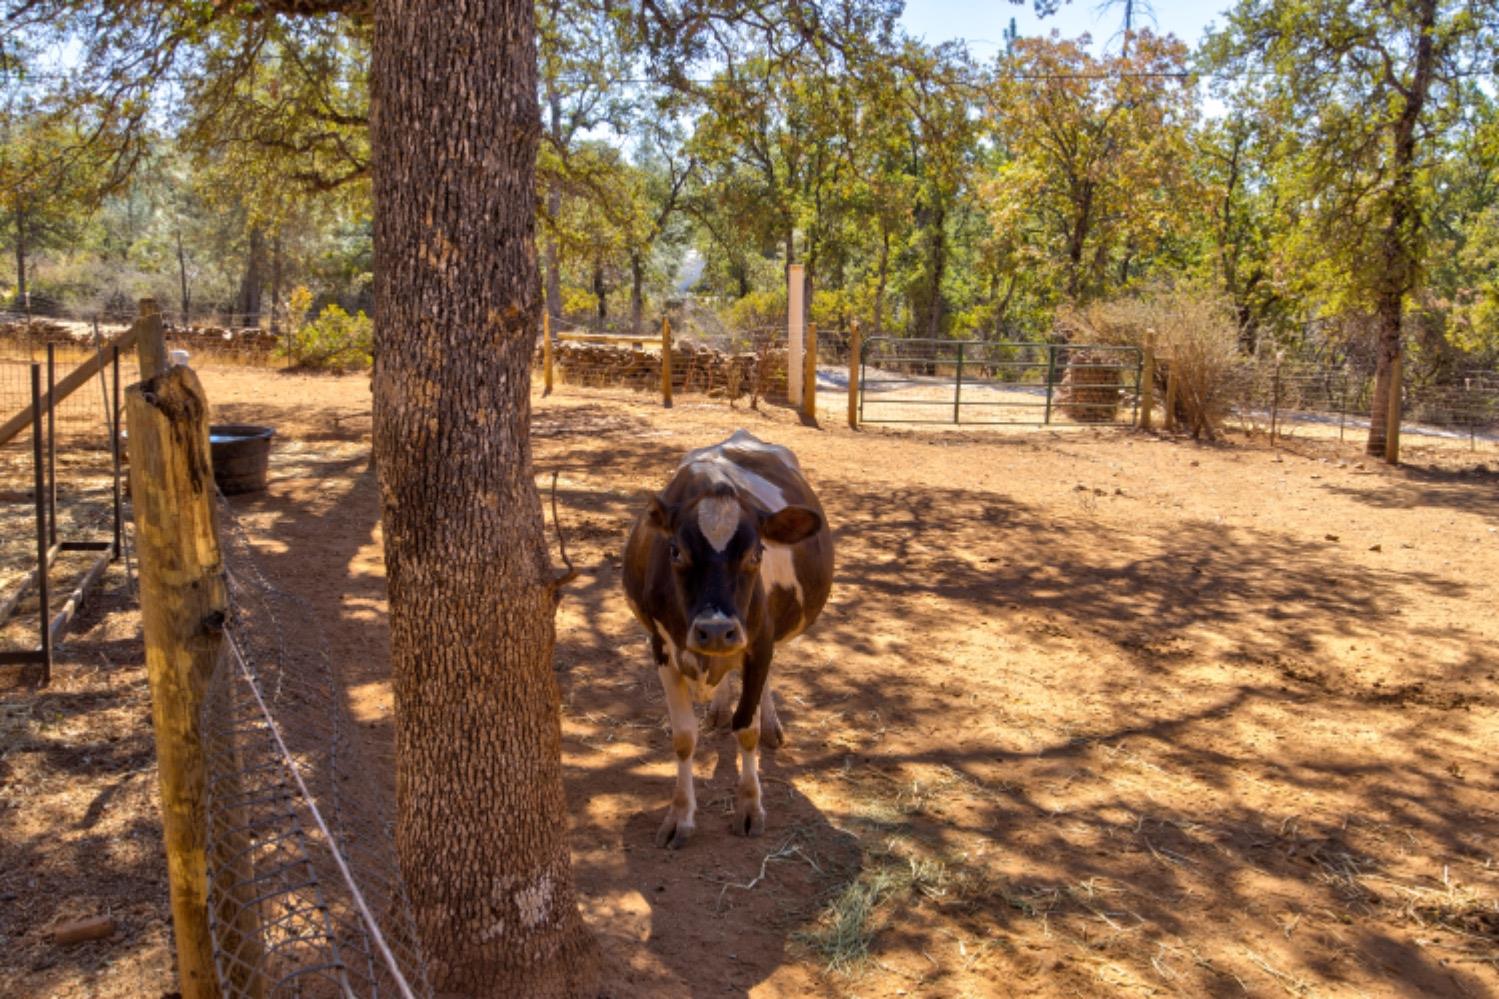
[1067,287,1242,439]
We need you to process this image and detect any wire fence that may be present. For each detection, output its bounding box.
[203,498,431,997]
[1224,358,1499,449]
[1,312,288,369]
[0,344,123,661]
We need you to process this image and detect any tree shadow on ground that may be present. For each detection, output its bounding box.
[193,392,1497,996]
[1315,462,1499,522]
[533,398,1498,996]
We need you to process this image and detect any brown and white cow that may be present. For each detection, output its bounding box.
[623,430,833,848]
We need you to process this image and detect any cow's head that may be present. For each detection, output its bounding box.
[647,482,822,656]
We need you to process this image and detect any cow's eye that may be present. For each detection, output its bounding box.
[670,542,689,568]
[743,547,762,571]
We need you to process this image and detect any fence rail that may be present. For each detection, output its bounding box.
[858,338,1144,427]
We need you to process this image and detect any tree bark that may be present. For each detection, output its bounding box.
[176,228,191,321]
[544,93,564,324]
[1366,0,1437,458]
[236,227,266,326]
[268,232,284,334]
[370,1,596,993]
[925,204,947,340]
[592,256,607,322]
[630,251,644,335]
[13,211,26,308]
[543,187,561,322]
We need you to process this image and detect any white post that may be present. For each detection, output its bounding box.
[787,263,805,406]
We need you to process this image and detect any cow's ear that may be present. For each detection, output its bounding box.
[761,505,822,545]
[646,494,675,534]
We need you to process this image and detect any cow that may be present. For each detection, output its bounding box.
[622,430,834,848]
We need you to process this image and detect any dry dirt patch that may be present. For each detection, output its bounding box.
[2,364,1496,998]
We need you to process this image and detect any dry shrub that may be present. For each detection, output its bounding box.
[1065,288,1241,440]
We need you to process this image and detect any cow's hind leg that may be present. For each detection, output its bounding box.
[656,664,698,849]
[759,683,784,748]
[707,676,736,730]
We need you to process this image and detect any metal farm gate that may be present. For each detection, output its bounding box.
[857,338,1143,427]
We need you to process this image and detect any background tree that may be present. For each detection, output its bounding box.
[981,32,1199,312]
[1206,0,1499,455]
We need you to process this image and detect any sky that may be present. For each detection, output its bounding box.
[899,0,1233,58]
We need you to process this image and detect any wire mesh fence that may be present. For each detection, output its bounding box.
[203,498,431,997]
[1223,358,1499,450]
[0,345,124,665]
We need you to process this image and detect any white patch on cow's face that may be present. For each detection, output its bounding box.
[697,496,740,552]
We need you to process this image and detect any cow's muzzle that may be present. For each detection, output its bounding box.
[687,611,746,655]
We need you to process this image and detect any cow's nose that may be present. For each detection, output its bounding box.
[689,614,743,653]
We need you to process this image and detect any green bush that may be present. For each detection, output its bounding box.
[285,303,373,370]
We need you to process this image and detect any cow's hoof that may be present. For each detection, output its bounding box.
[655,812,695,849]
[760,716,785,749]
[732,800,766,838]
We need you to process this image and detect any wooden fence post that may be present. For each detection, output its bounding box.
[1163,361,1178,432]
[137,298,167,381]
[542,313,554,397]
[847,319,861,430]
[127,365,235,999]
[1385,352,1402,465]
[661,315,673,409]
[802,321,818,423]
[1138,334,1155,430]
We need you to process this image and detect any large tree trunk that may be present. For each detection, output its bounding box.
[544,94,564,323]
[236,227,266,326]
[371,1,596,993]
[873,227,889,337]
[592,256,607,322]
[543,187,562,322]
[268,232,283,333]
[630,251,644,335]
[924,205,947,340]
[1366,0,1437,458]
[13,212,25,309]
[176,228,191,321]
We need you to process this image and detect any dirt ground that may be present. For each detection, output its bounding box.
[3,362,1497,998]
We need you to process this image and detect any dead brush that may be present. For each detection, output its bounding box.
[1065,286,1241,439]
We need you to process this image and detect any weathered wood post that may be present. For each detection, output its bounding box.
[802,320,818,423]
[1385,352,1402,465]
[1138,334,1156,430]
[542,312,554,397]
[847,319,861,430]
[1163,361,1179,432]
[661,315,673,409]
[127,365,239,999]
[137,298,167,380]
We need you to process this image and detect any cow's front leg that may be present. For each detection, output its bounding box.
[656,663,698,849]
[730,643,772,837]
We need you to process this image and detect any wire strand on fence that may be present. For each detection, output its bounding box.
[203,494,432,998]
[222,630,418,999]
